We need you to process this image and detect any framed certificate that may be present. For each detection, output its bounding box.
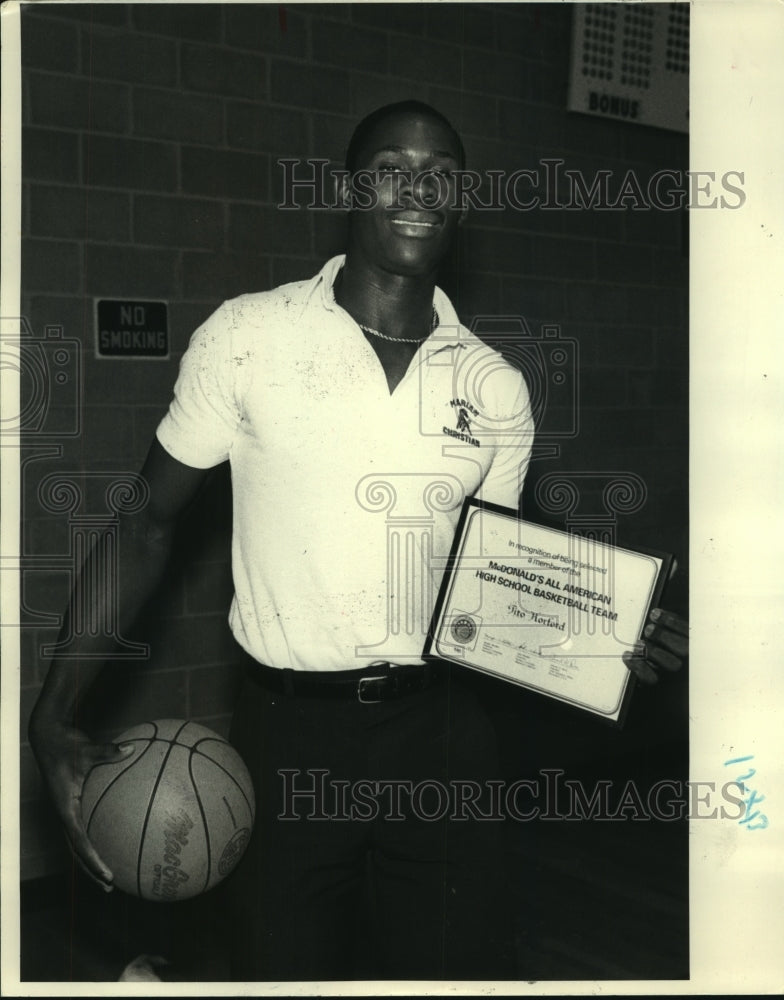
[425,499,673,726]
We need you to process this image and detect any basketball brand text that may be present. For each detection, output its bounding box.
[151,809,194,900]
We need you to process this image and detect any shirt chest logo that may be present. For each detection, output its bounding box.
[442,398,481,448]
[456,407,472,434]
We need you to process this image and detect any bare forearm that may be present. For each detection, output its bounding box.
[29,513,174,733]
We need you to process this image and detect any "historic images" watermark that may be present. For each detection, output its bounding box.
[278,768,748,824]
[278,158,746,213]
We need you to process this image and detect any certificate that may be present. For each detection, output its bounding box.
[425,499,673,725]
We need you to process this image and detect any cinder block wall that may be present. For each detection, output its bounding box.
[19,3,688,879]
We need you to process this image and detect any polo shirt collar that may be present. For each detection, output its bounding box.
[304,255,466,350]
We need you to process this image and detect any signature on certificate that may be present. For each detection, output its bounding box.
[724,755,769,830]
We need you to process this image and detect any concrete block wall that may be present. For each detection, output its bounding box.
[18,2,688,879]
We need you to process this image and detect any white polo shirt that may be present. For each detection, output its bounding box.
[156,255,534,671]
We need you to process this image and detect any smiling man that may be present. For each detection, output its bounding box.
[29,101,686,982]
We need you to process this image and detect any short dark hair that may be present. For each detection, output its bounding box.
[344,100,466,174]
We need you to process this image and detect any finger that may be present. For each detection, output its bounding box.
[643,621,689,658]
[642,642,682,673]
[63,827,114,892]
[63,804,116,888]
[649,608,689,636]
[622,650,658,685]
[84,741,137,768]
[74,853,115,893]
[65,744,134,886]
[76,741,136,785]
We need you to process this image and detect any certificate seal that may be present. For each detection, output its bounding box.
[451,615,477,644]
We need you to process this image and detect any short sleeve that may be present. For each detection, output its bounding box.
[475,368,535,510]
[156,301,242,469]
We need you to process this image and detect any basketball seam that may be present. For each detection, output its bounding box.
[83,721,160,835]
[187,749,212,895]
[168,721,225,751]
[190,738,255,820]
[136,719,190,899]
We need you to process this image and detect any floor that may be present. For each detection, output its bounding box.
[20,805,688,983]
[20,675,689,983]
[511,816,688,980]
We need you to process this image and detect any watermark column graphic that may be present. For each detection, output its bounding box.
[354,473,465,660]
[1,318,82,635]
[1,316,148,659]
[36,473,150,660]
[534,471,648,647]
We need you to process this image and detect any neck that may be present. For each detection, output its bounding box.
[334,255,437,339]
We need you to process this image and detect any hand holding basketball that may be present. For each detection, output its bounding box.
[28,715,135,892]
[81,719,255,901]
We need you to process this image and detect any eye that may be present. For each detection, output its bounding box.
[427,167,454,179]
[377,163,404,174]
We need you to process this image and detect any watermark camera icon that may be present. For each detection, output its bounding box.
[0,317,82,438]
[469,316,580,442]
[417,315,578,445]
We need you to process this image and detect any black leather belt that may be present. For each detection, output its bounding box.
[244,659,446,703]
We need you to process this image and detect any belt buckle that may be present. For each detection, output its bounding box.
[357,675,386,704]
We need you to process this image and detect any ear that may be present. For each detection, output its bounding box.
[335,170,352,211]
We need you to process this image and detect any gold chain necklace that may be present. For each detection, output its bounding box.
[360,307,439,344]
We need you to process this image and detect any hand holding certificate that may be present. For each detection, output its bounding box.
[425,499,674,725]
[622,606,689,686]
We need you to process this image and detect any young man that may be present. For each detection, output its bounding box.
[29,101,687,981]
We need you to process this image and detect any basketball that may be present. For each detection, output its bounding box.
[81,719,255,902]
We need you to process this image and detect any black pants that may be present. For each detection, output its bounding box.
[224,665,515,981]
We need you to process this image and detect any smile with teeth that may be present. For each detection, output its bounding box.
[390,216,442,234]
